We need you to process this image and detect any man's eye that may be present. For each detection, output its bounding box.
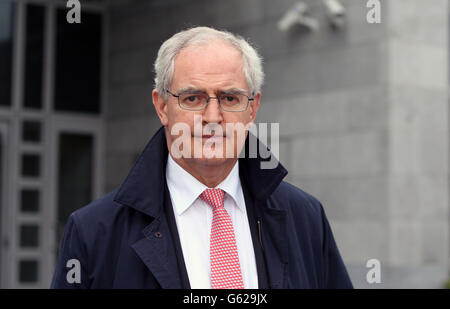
[182,95,201,103]
[221,95,239,103]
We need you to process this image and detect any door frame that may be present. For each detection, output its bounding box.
[0,120,11,288]
[47,114,104,284]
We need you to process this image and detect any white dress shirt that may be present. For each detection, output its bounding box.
[165,154,258,289]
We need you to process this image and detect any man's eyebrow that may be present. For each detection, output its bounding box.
[218,88,248,95]
[176,87,206,94]
[175,87,249,95]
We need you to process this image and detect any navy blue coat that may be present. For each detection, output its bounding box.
[51,126,353,289]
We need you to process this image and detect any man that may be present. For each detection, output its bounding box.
[51,26,353,289]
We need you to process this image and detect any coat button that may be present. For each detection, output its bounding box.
[154,231,162,238]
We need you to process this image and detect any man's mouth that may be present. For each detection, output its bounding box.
[192,133,226,139]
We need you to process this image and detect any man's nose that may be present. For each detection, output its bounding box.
[202,98,223,124]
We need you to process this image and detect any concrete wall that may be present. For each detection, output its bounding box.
[106,0,449,288]
[384,0,449,287]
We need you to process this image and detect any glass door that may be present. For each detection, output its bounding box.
[50,116,103,265]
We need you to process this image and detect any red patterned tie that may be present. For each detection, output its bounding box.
[200,188,244,289]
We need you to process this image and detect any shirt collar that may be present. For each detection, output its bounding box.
[216,159,245,213]
[165,154,244,215]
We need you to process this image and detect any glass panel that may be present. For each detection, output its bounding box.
[21,154,40,177]
[56,133,93,248]
[20,224,39,248]
[0,1,14,107]
[23,4,44,109]
[19,260,38,283]
[54,9,102,114]
[20,189,40,213]
[22,120,42,142]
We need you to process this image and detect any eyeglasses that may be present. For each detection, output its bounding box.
[165,89,254,112]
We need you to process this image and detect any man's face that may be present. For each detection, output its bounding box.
[153,40,261,168]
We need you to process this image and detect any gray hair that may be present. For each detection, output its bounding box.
[154,26,264,99]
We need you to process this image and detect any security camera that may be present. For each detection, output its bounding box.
[277,1,320,32]
[323,0,346,28]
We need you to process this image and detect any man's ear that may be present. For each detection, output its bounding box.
[152,89,169,126]
[249,92,261,123]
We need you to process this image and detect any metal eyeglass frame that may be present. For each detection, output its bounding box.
[165,89,254,112]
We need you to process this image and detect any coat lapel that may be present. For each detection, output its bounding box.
[239,133,290,289]
[131,217,183,289]
[114,127,183,288]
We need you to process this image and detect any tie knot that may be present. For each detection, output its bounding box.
[200,188,225,209]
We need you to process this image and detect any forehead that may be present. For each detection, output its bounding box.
[171,40,247,90]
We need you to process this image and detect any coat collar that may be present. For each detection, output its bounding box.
[114,125,289,288]
[114,125,288,217]
[114,126,168,218]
